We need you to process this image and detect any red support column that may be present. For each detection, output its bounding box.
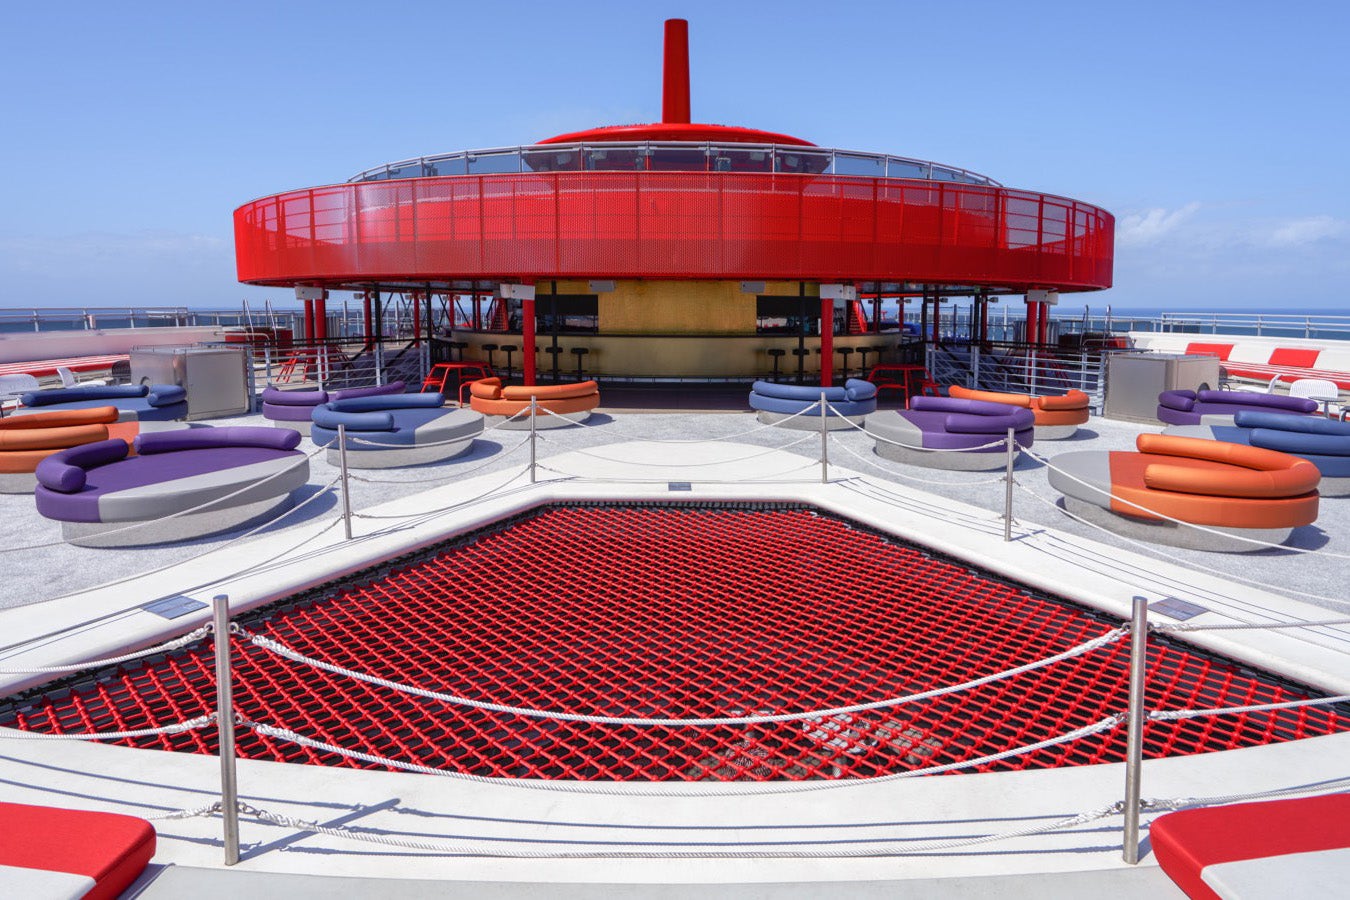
[412,292,422,347]
[820,295,834,387]
[302,298,315,343]
[362,292,373,349]
[1038,302,1051,345]
[522,297,537,386]
[313,295,327,342]
[662,19,690,124]
[1025,298,1039,345]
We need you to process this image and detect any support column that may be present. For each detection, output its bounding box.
[502,283,538,386]
[362,291,372,349]
[302,298,314,343]
[820,294,834,387]
[313,294,327,343]
[1025,297,1039,345]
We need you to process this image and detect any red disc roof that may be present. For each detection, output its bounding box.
[539,122,815,146]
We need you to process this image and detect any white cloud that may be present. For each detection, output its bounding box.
[1115,202,1201,247]
[1265,215,1347,247]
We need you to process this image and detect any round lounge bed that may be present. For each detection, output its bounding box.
[34,427,310,548]
[748,379,878,430]
[1164,409,1350,497]
[1156,389,1318,426]
[261,381,407,435]
[947,385,1090,439]
[1047,433,1320,551]
[468,378,600,429]
[0,406,187,493]
[310,393,484,467]
[865,396,1034,470]
[13,384,187,422]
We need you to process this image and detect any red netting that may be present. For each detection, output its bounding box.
[4,504,1345,781]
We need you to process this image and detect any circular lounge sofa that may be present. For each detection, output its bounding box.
[310,393,485,467]
[34,427,310,548]
[865,397,1034,470]
[14,384,188,422]
[261,381,407,435]
[1047,433,1320,551]
[1164,410,1350,497]
[1156,389,1318,426]
[748,379,878,430]
[0,406,186,493]
[947,385,1090,439]
[468,378,599,429]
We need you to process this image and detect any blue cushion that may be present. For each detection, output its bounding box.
[1234,410,1350,435]
[750,381,849,402]
[146,385,186,407]
[21,385,148,407]
[311,408,396,433]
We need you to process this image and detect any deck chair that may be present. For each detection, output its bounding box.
[0,374,41,416]
[1288,378,1341,417]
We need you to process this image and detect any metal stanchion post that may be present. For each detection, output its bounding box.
[1122,595,1149,864]
[819,390,829,484]
[212,594,240,866]
[1003,426,1016,541]
[337,424,353,540]
[264,345,273,390]
[529,396,538,484]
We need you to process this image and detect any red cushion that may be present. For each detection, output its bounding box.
[0,802,155,900]
[1268,347,1321,367]
[1151,793,1350,900]
[1185,342,1234,361]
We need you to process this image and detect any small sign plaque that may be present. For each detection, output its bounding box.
[668,482,692,492]
[1149,597,1208,621]
[143,596,209,620]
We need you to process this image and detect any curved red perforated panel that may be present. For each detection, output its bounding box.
[234,173,1113,291]
[4,505,1341,781]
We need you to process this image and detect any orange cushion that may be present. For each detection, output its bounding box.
[501,380,599,401]
[0,406,119,430]
[468,377,503,400]
[470,394,600,416]
[0,423,109,452]
[946,385,1032,407]
[1033,408,1089,427]
[1034,390,1090,411]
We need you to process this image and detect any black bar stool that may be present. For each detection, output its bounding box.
[481,343,499,374]
[836,347,855,380]
[857,345,876,375]
[571,347,589,380]
[767,348,785,381]
[499,344,518,379]
[448,340,468,361]
[791,348,810,384]
[544,346,564,382]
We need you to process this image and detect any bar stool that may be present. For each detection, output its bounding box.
[544,346,564,381]
[499,344,518,379]
[482,343,499,374]
[857,345,877,375]
[836,347,855,380]
[570,347,590,380]
[448,340,468,361]
[767,348,785,381]
[791,348,810,384]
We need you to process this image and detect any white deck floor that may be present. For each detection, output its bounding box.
[0,407,1347,892]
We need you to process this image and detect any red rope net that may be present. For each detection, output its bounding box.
[5,504,1345,781]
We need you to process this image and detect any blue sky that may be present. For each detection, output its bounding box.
[1,0,1346,311]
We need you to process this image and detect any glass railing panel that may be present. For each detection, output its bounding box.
[832,153,885,177]
[466,150,523,175]
[774,148,831,174]
[584,146,645,170]
[647,146,709,171]
[709,146,774,172]
[522,148,582,172]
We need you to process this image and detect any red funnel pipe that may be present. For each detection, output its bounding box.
[663,19,690,124]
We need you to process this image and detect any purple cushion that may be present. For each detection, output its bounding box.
[1195,389,1318,413]
[329,381,407,401]
[910,396,1012,417]
[328,393,444,413]
[135,427,302,455]
[261,401,316,422]
[944,407,1036,434]
[34,439,131,493]
[261,386,328,407]
[1158,390,1197,412]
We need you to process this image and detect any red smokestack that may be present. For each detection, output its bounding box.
[662,18,690,124]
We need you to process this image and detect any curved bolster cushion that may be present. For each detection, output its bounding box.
[469,378,503,400]
[1195,389,1318,413]
[1037,390,1090,411]
[1157,390,1197,412]
[943,408,1035,434]
[844,379,878,402]
[751,381,849,402]
[35,439,132,492]
[311,407,396,433]
[1234,410,1350,436]
[910,396,1020,418]
[261,386,328,407]
[329,380,407,401]
[145,385,187,407]
[135,427,302,455]
[1250,428,1350,457]
[328,393,444,414]
[21,384,148,407]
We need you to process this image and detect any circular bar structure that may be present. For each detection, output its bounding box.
[233,18,1114,382]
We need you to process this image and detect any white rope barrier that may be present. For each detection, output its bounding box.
[0,713,215,741]
[824,403,1015,454]
[833,440,1008,486]
[0,625,213,675]
[242,627,1124,728]
[245,714,1122,798]
[1148,694,1350,721]
[230,794,1125,858]
[1012,480,1350,610]
[1024,444,1350,558]
[352,466,533,520]
[545,433,818,469]
[480,406,532,431]
[1157,617,1350,632]
[1142,776,1350,814]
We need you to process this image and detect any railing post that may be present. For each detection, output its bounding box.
[1122,595,1149,864]
[819,390,829,483]
[529,396,538,484]
[1003,426,1016,541]
[336,424,353,539]
[971,344,980,389]
[263,344,273,391]
[212,594,240,866]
